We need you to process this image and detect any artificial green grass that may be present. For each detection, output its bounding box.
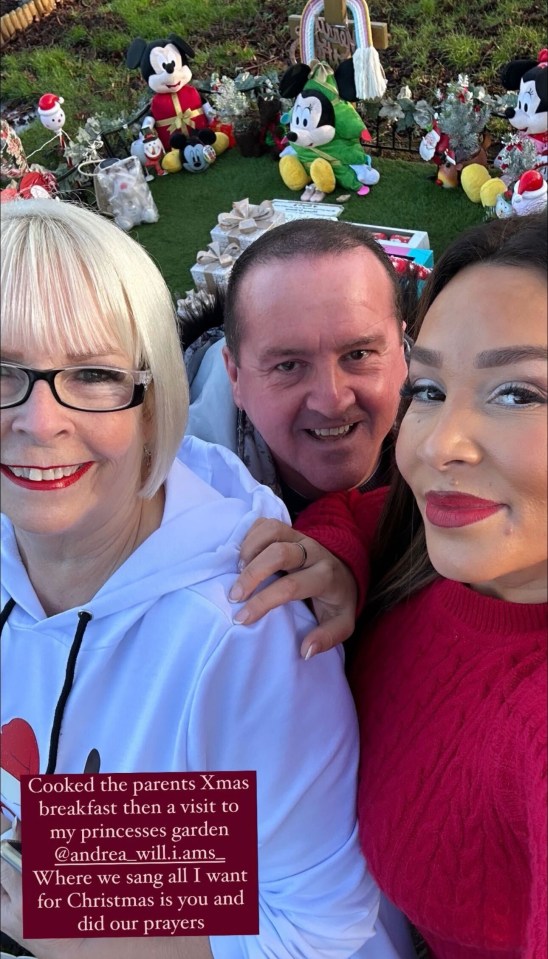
[131,149,486,300]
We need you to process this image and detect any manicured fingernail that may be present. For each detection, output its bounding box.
[237,558,246,572]
[228,584,243,602]
[304,644,318,661]
[233,609,249,625]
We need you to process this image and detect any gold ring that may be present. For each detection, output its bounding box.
[294,542,308,570]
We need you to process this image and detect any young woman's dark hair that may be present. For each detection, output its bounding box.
[368,212,548,615]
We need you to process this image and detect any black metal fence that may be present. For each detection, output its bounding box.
[363,113,506,161]
[96,108,503,163]
[54,106,505,197]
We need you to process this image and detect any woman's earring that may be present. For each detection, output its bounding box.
[143,445,152,469]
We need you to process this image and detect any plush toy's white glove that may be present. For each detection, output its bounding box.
[279,143,297,158]
[350,163,380,186]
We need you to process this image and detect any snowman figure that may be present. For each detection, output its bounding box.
[37,93,71,153]
[142,129,167,180]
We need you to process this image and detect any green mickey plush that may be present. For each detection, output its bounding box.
[279,59,380,200]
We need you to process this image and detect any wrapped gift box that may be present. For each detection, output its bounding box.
[177,288,216,321]
[348,222,431,249]
[387,252,432,294]
[190,240,241,293]
[210,198,285,253]
[382,244,434,268]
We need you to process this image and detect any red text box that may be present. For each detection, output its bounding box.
[21,772,258,938]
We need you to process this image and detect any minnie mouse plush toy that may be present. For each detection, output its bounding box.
[495,49,548,181]
[126,34,229,156]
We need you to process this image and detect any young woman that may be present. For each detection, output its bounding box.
[231,213,547,958]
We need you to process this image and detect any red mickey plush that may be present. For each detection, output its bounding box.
[126,34,229,157]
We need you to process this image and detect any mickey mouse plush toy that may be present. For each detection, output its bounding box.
[278,59,379,201]
[495,49,548,180]
[126,34,229,156]
[168,130,217,174]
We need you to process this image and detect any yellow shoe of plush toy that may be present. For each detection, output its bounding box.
[461,164,491,203]
[480,177,507,208]
[161,149,182,174]
[310,158,336,194]
[280,155,310,191]
[212,132,230,156]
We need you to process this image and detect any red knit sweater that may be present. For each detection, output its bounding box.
[296,489,547,959]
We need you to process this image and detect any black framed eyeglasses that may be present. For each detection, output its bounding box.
[0,363,153,413]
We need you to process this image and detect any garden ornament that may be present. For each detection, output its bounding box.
[460,163,492,202]
[418,121,450,167]
[489,169,547,219]
[495,49,548,181]
[511,169,547,215]
[37,93,65,136]
[494,191,514,219]
[166,129,217,173]
[142,129,167,180]
[257,96,286,158]
[298,0,387,100]
[36,93,72,156]
[126,35,229,156]
[94,156,159,231]
[1,119,58,203]
[464,50,548,211]
[278,59,379,200]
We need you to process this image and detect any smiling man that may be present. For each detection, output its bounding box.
[185,219,409,518]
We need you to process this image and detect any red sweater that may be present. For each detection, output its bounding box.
[296,489,548,959]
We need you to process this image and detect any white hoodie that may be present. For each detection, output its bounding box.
[1,435,379,958]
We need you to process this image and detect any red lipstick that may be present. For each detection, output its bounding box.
[0,462,92,491]
[425,491,504,528]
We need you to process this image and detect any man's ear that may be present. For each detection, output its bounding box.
[222,344,242,409]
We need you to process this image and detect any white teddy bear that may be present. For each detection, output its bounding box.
[94,156,159,231]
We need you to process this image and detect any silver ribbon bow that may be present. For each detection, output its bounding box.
[217,198,274,234]
[196,240,241,267]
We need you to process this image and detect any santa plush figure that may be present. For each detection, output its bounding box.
[37,93,69,151]
[419,120,451,167]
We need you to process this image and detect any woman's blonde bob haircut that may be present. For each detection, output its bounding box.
[1,198,188,498]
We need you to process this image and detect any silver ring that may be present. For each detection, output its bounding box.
[294,542,308,570]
